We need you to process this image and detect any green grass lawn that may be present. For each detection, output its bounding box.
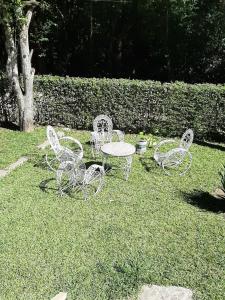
[0,127,225,299]
[0,127,45,169]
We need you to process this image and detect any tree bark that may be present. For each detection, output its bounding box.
[4,24,24,126]
[19,9,35,132]
[4,9,35,132]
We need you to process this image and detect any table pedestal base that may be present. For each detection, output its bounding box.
[102,154,133,180]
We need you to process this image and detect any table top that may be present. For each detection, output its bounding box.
[101,142,136,157]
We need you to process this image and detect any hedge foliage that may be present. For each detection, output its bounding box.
[1,75,225,140]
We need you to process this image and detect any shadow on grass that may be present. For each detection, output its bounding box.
[39,177,83,199]
[32,154,50,170]
[195,140,225,152]
[85,160,103,168]
[39,177,79,198]
[139,156,158,172]
[182,189,225,213]
[33,156,108,172]
[39,178,57,193]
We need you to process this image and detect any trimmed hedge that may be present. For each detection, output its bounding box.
[1,75,225,140]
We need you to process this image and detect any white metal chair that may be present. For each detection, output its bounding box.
[56,155,105,200]
[90,114,124,156]
[46,125,83,172]
[153,129,194,176]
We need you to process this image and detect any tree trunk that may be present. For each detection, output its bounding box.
[4,24,25,128]
[4,9,35,132]
[19,10,35,132]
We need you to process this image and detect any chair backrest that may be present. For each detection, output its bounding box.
[47,126,83,162]
[47,125,62,155]
[93,115,113,138]
[179,129,194,151]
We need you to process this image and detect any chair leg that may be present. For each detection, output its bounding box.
[82,185,88,200]
[46,154,58,172]
[124,156,133,180]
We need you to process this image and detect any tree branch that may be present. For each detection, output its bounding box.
[22,0,39,8]
[25,9,33,29]
[29,49,33,61]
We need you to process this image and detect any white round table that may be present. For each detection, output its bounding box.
[101,142,136,180]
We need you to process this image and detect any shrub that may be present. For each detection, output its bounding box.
[1,75,225,140]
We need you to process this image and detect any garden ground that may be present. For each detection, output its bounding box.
[0,127,225,299]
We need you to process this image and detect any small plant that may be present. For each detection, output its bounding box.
[138,131,146,142]
[138,132,157,147]
[146,133,158,148]
[136,132,158,154]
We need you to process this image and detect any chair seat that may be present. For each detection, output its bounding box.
[153,152,167,165]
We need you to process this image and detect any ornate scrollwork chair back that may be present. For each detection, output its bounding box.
[93,114,113,142]
[154,129,194,176]
[46,125,83,172]
[47,125,62,157]
[91,114,125,156]
[179,129,194,151]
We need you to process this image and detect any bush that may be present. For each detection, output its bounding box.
[1,75,225,140]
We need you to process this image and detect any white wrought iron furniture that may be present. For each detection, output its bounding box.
[153,129,194,176]
[101,141,136,180]
[46,125,83,172]
[91,115,124,156]
[56,155,105,200]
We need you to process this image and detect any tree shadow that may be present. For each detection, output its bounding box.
[195,140,225,152]
[182,189,225,213]
[139,156,158,172]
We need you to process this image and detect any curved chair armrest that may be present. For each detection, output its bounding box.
[112,130,125,142]
[59,136,83,160]
[155,139,176,149]
[84,164,105,185]
[164,147,187,160]
[154,139,176,159]
[45,153,58,172]
[56,130,65,138]
[162,147,192,176]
